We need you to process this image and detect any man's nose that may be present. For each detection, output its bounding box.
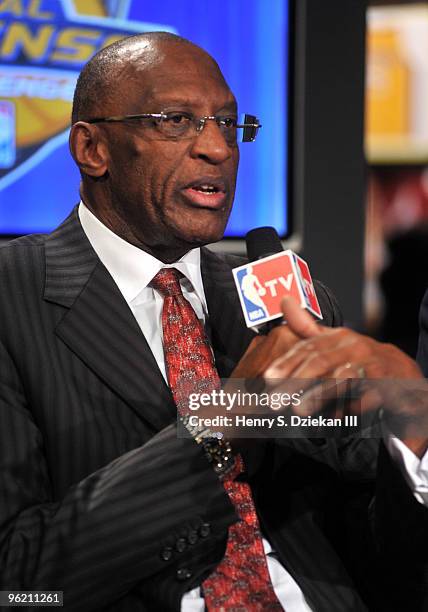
[189,118,233,164]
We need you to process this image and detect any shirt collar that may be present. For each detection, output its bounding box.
[78,201,207,307]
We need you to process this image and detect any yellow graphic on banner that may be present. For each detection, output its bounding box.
[0,0,106,18]
[0,1,133,150]
[366,29,410,138]
[0,0,54,19]
[11,84,72,148]
[73,0,107,16]
[365,5,428,163]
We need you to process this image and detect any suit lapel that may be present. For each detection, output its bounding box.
[44,208,176,433]
[201,248,255,377]
[44,215,252,428]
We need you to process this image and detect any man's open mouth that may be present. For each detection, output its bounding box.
[192,184,221,194]
[182,179,228,208]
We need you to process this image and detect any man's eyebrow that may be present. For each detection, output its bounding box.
[149,98,238,113]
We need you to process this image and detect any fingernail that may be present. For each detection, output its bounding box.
[264,367,281,379]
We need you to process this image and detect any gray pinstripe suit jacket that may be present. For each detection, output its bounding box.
[0,208,427,611]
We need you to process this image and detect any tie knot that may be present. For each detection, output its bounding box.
[151,268,183,297]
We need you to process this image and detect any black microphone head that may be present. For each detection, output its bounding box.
[246,227,284,261]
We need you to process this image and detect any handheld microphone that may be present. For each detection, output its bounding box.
[246,226,284,262]
[245,227,286,333]
[232,227,323,331]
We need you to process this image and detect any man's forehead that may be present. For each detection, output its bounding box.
[145,54,222,81]
[141,75,235,106]
[120,39,224,80]
[121,46,235,109]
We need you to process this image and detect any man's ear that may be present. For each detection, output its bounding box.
[69,122,109,177]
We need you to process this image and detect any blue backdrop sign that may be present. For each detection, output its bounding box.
[0,0,288,236]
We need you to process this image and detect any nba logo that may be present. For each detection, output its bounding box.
[0,101,16,169]
[233,251,323,328]
[293,253,322,318]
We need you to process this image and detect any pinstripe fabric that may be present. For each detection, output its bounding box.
[0,207,426,611]
[417,288,428,376]
[0,210,237,610]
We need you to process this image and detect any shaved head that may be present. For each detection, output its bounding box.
[71,32,220,124]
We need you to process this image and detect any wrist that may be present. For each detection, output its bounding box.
[181,415,236,477]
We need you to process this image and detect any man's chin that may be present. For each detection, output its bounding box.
[179,224,227,248]
[170,214,230,248]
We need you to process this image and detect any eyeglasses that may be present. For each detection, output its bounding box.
[85,111,262,144]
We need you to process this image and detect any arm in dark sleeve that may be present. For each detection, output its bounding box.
[417,288,428,375]
[373,441,428,611]
[314,279,344,328]
[0,341,236,611]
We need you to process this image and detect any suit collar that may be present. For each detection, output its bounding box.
[44,206,100,308]
[44,207,176,432]
[79,201,207,307]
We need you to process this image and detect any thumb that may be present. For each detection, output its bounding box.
[281,296,323,338]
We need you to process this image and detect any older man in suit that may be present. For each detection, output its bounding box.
[1,32,428,612]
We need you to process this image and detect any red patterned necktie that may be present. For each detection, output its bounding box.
[151,268,283,611]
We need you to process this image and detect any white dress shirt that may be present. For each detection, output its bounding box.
[79,201,428,611]
[386,436,428,505]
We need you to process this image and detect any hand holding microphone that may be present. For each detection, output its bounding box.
[233,227,323,332]
[230,226,323,379]
[228,228,427,458]
[267,297,428,457]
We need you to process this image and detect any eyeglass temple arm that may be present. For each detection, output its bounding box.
[84,113,165,124]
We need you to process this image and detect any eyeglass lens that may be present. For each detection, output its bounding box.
[157,112,259,144]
